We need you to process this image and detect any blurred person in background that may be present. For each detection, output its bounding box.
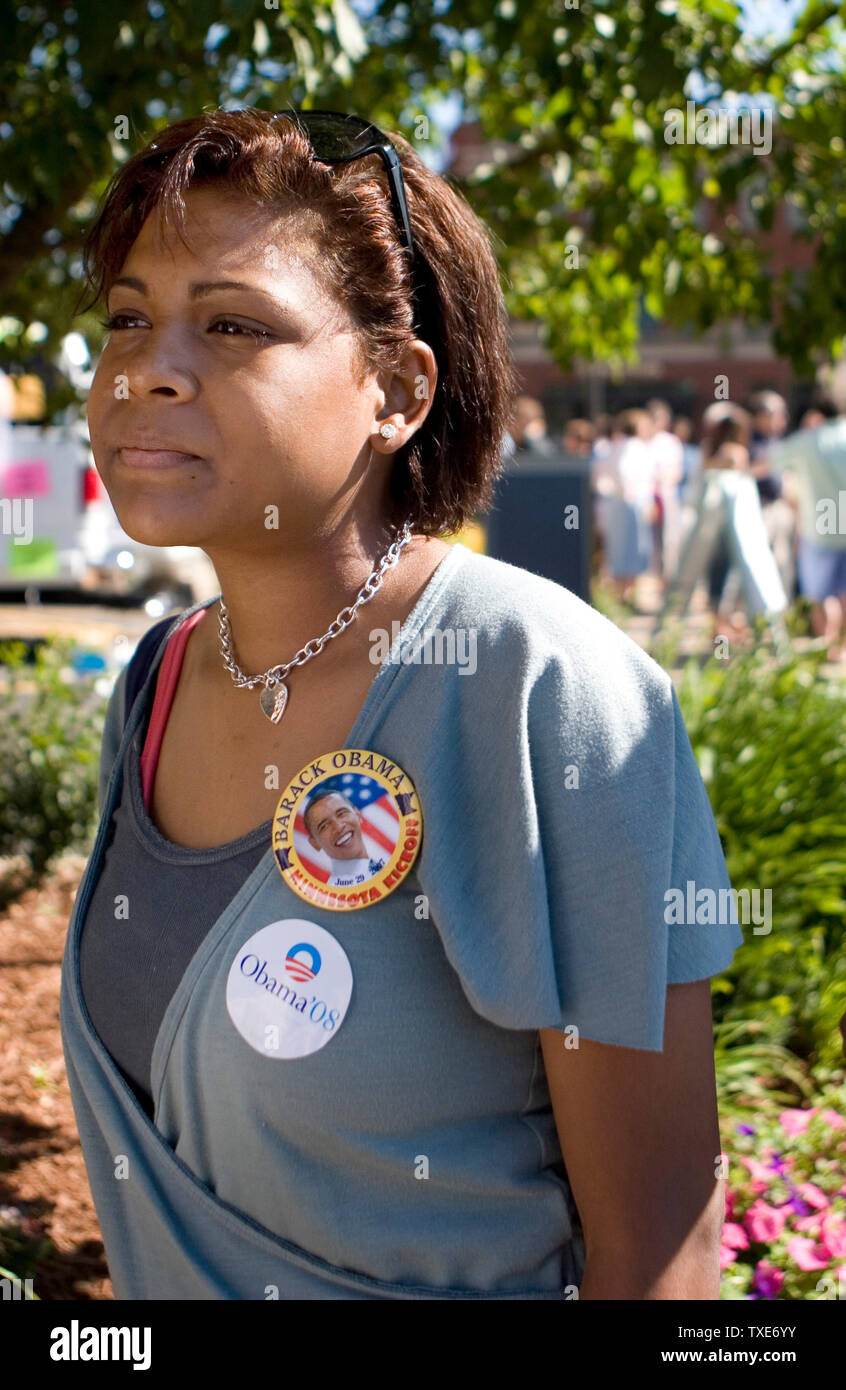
[700,408,751,632]
[672,414,703,505]
[762,398,846,661]
[674,412,707,582]
[663,404,787,641]
[557,417,597,585]
[748,389,790,492]
[505,395,558,462]
[800,406,830,431]
[645,398,685,586]
[562,417,594,459]
[591,413,613,459]
[746,389,796,602]
[589,413,620,580]
[557,416,596,574]
[592,408,656,604]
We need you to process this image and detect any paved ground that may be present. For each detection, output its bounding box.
[614,573,713,658]
[602,573,846,682]
[0,601,155,646]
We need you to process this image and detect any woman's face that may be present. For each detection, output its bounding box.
[87,186,424,553]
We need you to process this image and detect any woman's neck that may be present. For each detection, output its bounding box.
[192,532,452,683]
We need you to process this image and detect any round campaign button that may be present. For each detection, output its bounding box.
[271,748,423,912]
[226,919,353,1060]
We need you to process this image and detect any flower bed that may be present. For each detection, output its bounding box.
[720,1087,846,1298]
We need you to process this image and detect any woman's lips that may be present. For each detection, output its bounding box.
[117,447,202,470]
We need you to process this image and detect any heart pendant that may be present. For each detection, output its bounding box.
[260,682,288,723]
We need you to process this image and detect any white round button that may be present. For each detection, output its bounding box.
[226,919,353,1060]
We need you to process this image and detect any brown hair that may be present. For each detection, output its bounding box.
[702,408,750,463]
[563,417,593,444]
[75,108,518,536]
[617,408,650,438]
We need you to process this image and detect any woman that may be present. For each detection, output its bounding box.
[592,408,657,604]
[61,108,741,1300]
[672,415,703,506]
[761,402,846,661]
[644,399,685,586]
[661,405,788,640]
[701,411,754,635]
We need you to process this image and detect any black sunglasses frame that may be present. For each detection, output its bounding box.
[274,109,415,257]
[273,108,428,332]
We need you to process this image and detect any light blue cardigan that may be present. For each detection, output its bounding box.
[60,541,742,1299]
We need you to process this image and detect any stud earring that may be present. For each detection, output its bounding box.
[379,422,397,440]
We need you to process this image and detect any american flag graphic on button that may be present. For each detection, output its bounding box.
[272,749,423,912]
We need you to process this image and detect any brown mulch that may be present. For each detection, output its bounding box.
[0,852,113,1300]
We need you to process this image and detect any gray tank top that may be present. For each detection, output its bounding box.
[79,682,268,1118]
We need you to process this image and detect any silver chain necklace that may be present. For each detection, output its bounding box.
[217,520,415,723]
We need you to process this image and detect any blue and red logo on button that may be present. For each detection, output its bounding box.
[284,942,322,984]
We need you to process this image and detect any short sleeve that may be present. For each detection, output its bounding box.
[411,588,744,1054]
[526,661,742,1051]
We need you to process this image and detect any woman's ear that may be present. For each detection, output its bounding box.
[371,339,437,451]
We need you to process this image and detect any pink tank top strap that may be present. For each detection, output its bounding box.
[139,607,208,811]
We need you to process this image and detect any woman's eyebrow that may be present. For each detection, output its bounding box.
[109,275,288,305]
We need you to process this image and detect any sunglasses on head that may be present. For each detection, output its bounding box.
[273,108,428,330]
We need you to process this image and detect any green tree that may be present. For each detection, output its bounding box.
[1,0,845,402]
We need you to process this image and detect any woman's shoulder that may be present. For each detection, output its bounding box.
[446,546,672,711]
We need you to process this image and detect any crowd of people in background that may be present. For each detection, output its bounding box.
[504,390,846,661]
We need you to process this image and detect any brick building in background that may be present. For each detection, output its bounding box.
[447,120,827,436]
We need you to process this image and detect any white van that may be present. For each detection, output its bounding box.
[0,416,218,609]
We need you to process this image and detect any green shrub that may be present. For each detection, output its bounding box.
[0,638,108,908]
[713,1018,819,1113]
[676,645,846,1067]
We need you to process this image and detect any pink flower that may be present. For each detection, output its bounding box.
[752,1259,785,1299]
[722,1221,750,1250]
[820,1110,846,1131]
[741,1156,775,1186]
[787,1236,830,1271]
[793,1214,822,1234]
[779,1108,817,1135]
[744,1200,787,1243]
[796,1182,830,1211]
[720,1244,739,1269]
[725,1189,737,1221]
[820,1216,846,1260]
